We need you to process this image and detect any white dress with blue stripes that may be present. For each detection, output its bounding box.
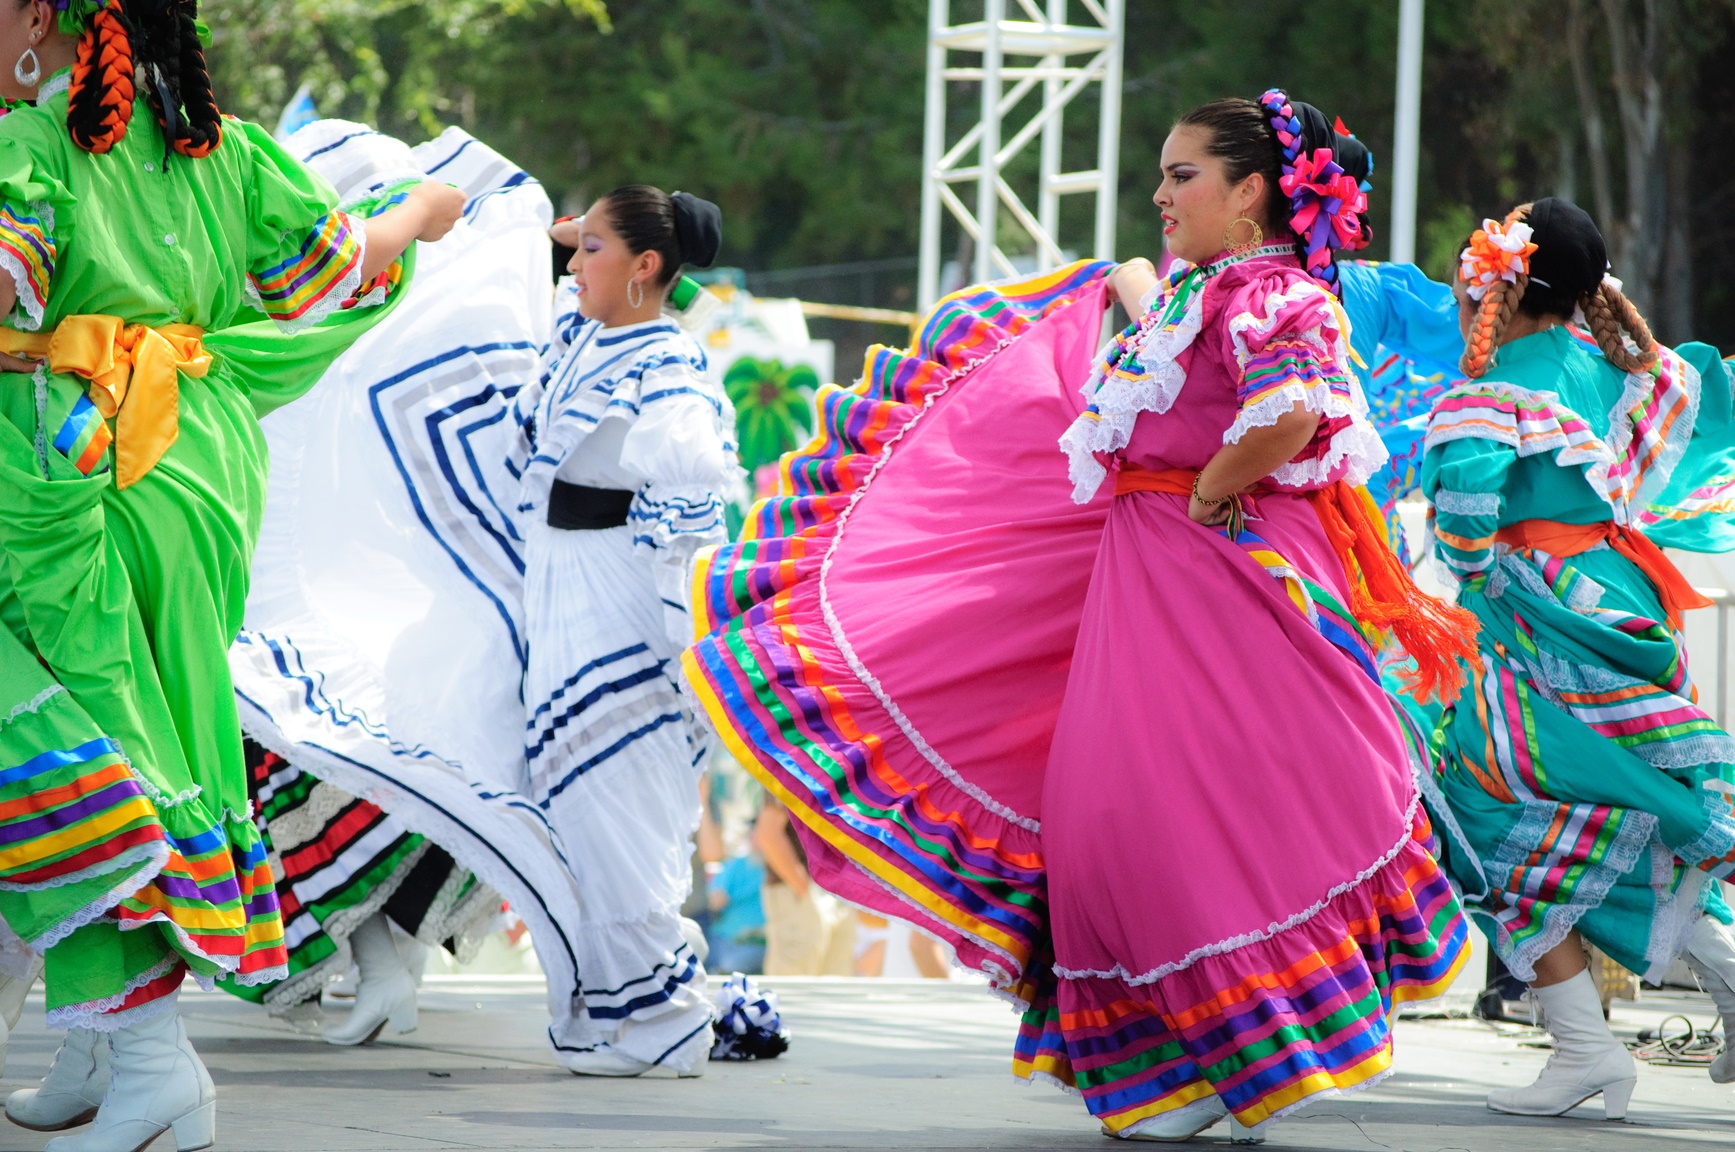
[511,303,738,1070]
[228,121,735,1076]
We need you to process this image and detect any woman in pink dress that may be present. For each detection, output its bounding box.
[686,89,1474,1143]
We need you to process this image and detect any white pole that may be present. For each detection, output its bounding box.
[975,0,1005,284]
[918,0,950,308]
[1094,0,1124,262]
[1038,0,1065,269]
[1389,0,1424,265]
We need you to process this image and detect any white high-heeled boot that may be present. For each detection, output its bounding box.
[322,913,417,1046]
[1113,1096,1226,1141]
[1486,969,1636,1119]
[1683,915,1735,1083]
[42,1008,215,1152]
[6,1027,108,1132]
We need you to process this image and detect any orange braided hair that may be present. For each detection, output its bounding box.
[1582,279,1659,374]
[1458,204,1531,380]
[65,0,133,154]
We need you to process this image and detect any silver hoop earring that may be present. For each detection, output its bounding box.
[13,48,39,88]
[627,279,644,309]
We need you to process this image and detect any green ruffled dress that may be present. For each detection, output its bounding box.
[1421,325,1735,982]
[0,74,414,1026]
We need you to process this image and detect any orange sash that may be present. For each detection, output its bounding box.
[1,315,211,490]
[1494,519,1714,632]
[1115,463,1479,702]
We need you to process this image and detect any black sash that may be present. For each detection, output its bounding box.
[547,480,635,530]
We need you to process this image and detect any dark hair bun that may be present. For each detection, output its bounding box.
[671,192,722,269]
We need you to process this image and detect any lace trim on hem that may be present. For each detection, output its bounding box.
[1053,792,1422,985]
[22,842,170,951]
[1241,1061,1396,1136]
[1015,1068,1082,1098]
[416,864,502,964]
[818,332,1044,835]
[44,955,180,1032]
[1642,843,1708,984]
[1495,807,1658,983]
[0,683,63,733]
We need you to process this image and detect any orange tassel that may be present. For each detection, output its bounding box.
[1308,480,1481,704]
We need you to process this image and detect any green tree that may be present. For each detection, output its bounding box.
[203,0,609,134]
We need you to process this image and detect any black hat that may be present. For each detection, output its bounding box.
[1525,197,1606,299]
[671,192,722,269]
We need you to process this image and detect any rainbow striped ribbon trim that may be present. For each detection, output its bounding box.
[50,393,110,476]
[249,210,363,326]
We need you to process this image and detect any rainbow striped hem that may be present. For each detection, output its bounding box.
[1012,809,1468,1132]
[0,697,288,982]
[684,261,1112,991]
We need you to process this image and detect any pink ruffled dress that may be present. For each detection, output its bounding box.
[1032,247,1467,1134]
[683,255,1467,1138]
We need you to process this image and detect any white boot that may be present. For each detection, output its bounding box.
[1684,915,1735,1083]
[565,1044,654,1078]
[1486,969,1636,1119]
[6,1027,108,1132]
[42,1008,215,1152]
[1112,1096,1227,1141]
[322,913,417,1046]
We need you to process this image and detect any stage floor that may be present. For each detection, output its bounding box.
[1,975,1729,1150]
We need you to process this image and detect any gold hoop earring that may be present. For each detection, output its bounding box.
[1223,216,1263,257]
[627,279,644,309]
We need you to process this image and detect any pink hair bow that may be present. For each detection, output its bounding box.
[1278,148,1367,273]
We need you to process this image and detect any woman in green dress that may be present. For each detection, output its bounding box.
[0,1,462,1149]
[1423,197,1735,1121]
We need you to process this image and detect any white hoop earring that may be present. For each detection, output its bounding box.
[13,48,39,88]
[627,279,644,309]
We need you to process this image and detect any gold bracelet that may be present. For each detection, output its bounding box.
[1191,474,1227,506]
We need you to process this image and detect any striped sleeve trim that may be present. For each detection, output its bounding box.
[247,210,366,333]
[0,200,54,331]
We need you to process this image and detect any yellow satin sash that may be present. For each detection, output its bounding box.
[1,315,211,489]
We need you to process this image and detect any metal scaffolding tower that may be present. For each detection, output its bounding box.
[917,0,1126,308]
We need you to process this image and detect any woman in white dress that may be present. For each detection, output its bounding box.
[509,186,736,1075]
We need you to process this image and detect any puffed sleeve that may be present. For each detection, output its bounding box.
[1337,260,1463,382]
[618,357,742,646]
[240,121,404,332]
[0,128,71,332]
[1422,435,1514,592]
[1221,272,1385,490]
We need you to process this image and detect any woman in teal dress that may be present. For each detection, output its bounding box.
[0,2,461,1149]
[1423,197,1735,1121]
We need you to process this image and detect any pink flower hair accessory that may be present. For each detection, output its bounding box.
[1278,147,1368,275]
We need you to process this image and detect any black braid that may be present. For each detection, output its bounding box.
[171,0,220,154]
[123,0,220,160]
